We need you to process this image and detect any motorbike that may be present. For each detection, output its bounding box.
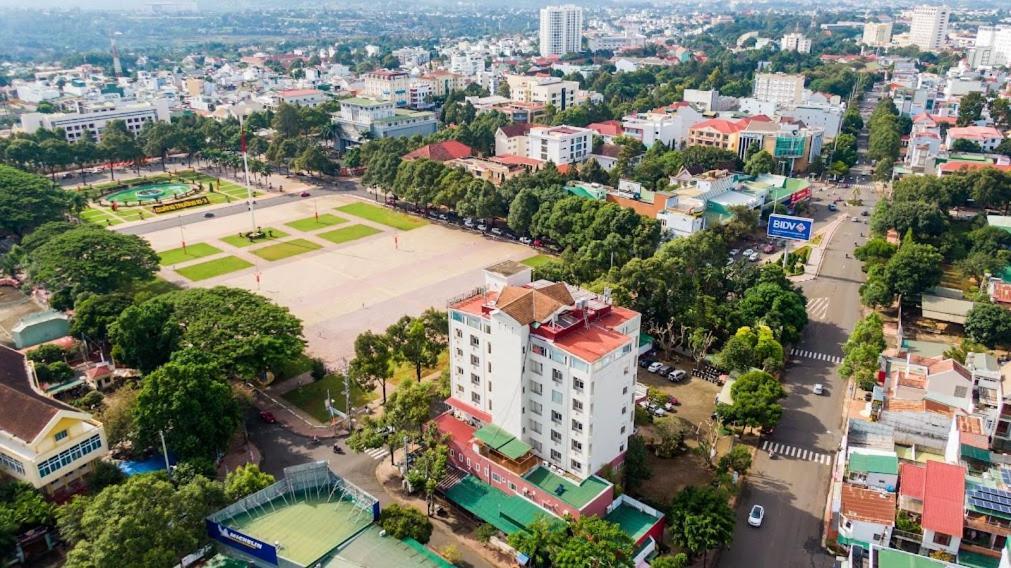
[332,444,345,455]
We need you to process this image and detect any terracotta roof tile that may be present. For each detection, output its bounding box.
[921,461,965,536]
[899,463,926,500]
[0,345,76,444]
[403,140,474,162]
[498,123,532,138]
[840,484,896,525]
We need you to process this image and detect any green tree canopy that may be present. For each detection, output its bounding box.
[0,165,68,237]
[965,303,1011,348]
[667,485,735,562]
[717,370,787,430]
[224,464,275,501]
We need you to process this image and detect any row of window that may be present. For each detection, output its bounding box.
[37,434,102,479]
[0,451,25,475]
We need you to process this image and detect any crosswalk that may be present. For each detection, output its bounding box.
[806,297,830,321]
[762,440,832,465]
[791,348,843,364]
[364,446,390,461]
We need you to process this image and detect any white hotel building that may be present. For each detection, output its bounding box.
[444,262,640,480]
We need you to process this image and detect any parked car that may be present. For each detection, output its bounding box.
[203,212,215,218]
[748,252,760,262]
[729,248,740,256]
[667,369,687,382]
[651,405,667,417]
[477,223,488,231]
[438,213,449,221]
[490,227,504,236]
[761,244,775,254]
[861,210,869,216]
[259,411,277,424]
[813,383,825,395]
[852,217,861,223]
[827,203,838,211]
[647,362,664,373]
[299,191,311,197]
[742,249,755,257]
[519,236,533,245]
[463,218,475,228]
[748,505,765,527]
[639,358,655,369]
[655,364,672,376]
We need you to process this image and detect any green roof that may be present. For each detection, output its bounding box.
[473,424,532,461]
[848,452,899,475]
[523,466,612,511]
[444,475,558,535]
[638,333,653,347]
[961,443,991,463]
[958,550,1000,568]
[604,502,660,542]
[875,548,948,568]
[326,526,453,567]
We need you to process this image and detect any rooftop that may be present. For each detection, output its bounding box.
[840,484,896,525]
[444,475,557,535]
[402,140,473,162]
[326,526,452,568]
[604,502,658,543]
[848,452,899,475]
[339,97,391,108]
[522,466,611,511]
[922,461,966,536]
[474,424,532,461]
[0,345,79,444]
[874,547,948,568]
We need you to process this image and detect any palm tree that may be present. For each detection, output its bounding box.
[319,123,338,148]
[65,192,88,219]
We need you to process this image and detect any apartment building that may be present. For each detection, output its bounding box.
[450,53,486,77]
[780,32,812,54]
[863,22,894,47]
[909,5,950,52]
[973,26,1011,67]
[753,73,806,106]
[271,88,327,108]
[494,123,533,157]
[527,125,592,165]
[0,346,108,498]
[20,99,170,142]
[686,118,744,152]
[620,102,703,149]
[332,97,436,151]
[362,69,411,107]
[417,71,468,99]
[539,4,583,57]
[505,75,580,111]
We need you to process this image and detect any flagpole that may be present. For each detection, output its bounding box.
[240,115,257,234]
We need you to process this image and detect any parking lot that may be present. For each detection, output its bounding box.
[635,353,724,430]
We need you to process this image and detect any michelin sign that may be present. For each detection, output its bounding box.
[206,520,278,565]
[767,213,814,242]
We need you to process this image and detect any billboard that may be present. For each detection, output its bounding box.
[767,214,813,242]
[152,196,210,214]
[789,187,812,205]
[206,520,278,565]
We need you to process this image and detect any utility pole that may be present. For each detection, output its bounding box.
[239,114,257,233]
[159,430,171,479]
[341,358,352,433]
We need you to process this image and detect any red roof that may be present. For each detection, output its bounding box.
[587,120,623,137]
[403,140,474,162]
[899,463,926,500]
[445,397,492,423]
[947,125,1004,141]
[490,154,543,167]
[498,123,532,138]
[939,162,1011,174]
[279,88,322,97]
[928,359,971,381]
[840,484,896,525]
[921,461,965,537]
[433,410,478,446]
[690,118,743,135]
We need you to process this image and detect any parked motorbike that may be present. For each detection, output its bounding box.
[332,444,345,455]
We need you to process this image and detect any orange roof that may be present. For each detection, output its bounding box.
[939,162,1011,174]
[928,359,971,381]
[948,125,1003,141]
[553,323,631,363]
[841,484,896,525]
[556,163,574,175]
[896,369,926,389]
[403,140,474,162]
[279,88,321,97]
[450,291,497,317]
[921,461,965,537]
[490,154,543,167]
[690,118,743,135]
[884,399,926,412]
[899,463,926,500]
[587,120,623,137]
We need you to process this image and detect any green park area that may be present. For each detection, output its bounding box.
[158,243,223,266]
[390,351,448,385]
[317,224,382,245]
[175,255,253,281]
[336,202,427,231]
[282,373,376,422]
[250,238,323,261]
[220,227,289,248]
[521,254,554,269]
[285,213,347,232]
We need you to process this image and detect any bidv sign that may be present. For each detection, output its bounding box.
[206,520,278,565]
[767,214,813,242]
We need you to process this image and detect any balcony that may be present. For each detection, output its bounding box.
[965,513,1011,536]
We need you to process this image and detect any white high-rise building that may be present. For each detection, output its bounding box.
[539,4,584,57]
[527,125,592,165]
[780,32,812,54]
[446,263,640,479]
[974,25,1011,67]
[862,22,894,47]
[752,73,806,106]
[909,5,950,52]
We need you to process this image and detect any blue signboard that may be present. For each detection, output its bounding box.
[767,214,814,242]
[206,520,279,565]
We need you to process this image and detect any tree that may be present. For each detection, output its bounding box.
[59,473,227,568]
[736,282,808,344]
[965,303,1011,348]
[743,149,776,176]
[957,91,985,126]
[717,445,753,476]
[292,144,331,176]
[840,313,887,390]
[99,120,143,178]
[386,315,440,382]
[404,429,449,516]
[716,325,784,373]
[0,482,54,557]
[271,102,304,138]
[224,464,275,501]
[950,138,983,153]
[0,164,68,236]
[667,485,735,563]
[623,434,651,491]
[651,554,689,568]
[348,380,435,465]
[350,331,394,404]
[653,417,686,458]
[884,242,943,300]
[717,370,787,431]
[109,297,180,373]
[507,516,565,568]
[86,461,126,494]
[71,292,133,351]
[134,350,241,460]
[552,516,634,568]
[378,504,433,543]
[28,225,158,309]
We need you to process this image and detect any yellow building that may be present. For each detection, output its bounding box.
[686,118,744,152]
[0,346,108,497]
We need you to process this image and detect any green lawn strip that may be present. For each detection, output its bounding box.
[175,255,253,281]
[336,202,427,231]
[282,373,376,422]
[317,224,382,245]
[158,243,223,265]
[285,214,347,232]
[521,254,555,269]
[390,350,449,385]
[250,238,323,261]
[220,227,289,248]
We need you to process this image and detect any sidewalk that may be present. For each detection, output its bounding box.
[244,381,341,440]
[790,215,847,283]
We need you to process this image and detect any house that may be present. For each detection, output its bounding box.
[846,451,900,492]
[838,483,897,550]
[920,287,975,325]
[11,311,70,350]
[494,123,533,157]
[945,126,1005,152]
[403,140,474,162]
[0,346,108,498]
[586,120,623,143]
[589,143,621,171]
[896,461,966,558]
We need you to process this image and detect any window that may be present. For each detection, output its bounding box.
[509,482,517,491]
[456,384,464,393]
[471,373,480,386]
[456,366,464,376]
[456,348,463,357]
[455,328,463,337]
[551,390,563,404]
[573,377,584,391]
[552,368,563,383]
[954,386,968,399]
[530,401,543,416]
[529,381,543,395]
[37,434,102,479]
[551,430,562,443]
[471,392,481,404]
[471,354,480,366]
[551,410,562,424]
[0,452,25,475]
[620,443,625,452]
[621,406,627,414]
[933,533,951,546]
[572,399,583,412]
[620,425,626,434]
[470,335,480,347]
[488,343,492,353]
[571,440,582,451]
[550,449,562,461]
[54,430,68,442]
[571,419,583,432]
[571,460,582,471]
[532,344,547,356]
[529,420,542,433]
[530,361,544,376]
[622,386,628,395]
[531,440,543,452]
[491,472,503,483]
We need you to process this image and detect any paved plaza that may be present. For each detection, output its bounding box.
[140,194,532,363]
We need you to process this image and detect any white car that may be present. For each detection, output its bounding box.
[668,369,687,382]
[748,505,765,527]
[477,223,488,231]
[519,236,533,245]
[813,384,825,395]
[742,248,755,257]
[647,362,664,373]
[729,248,740,256]
[652,406,667,417]
[748,252,760,262]
[490,227,503,236]
[463,219,475,228]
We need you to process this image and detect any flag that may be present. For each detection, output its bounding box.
[240,126,247,154]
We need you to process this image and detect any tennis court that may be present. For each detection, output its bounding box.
[225,497,372,566]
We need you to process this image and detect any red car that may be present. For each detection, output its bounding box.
[299,191,310,197]
[259,410,277,424]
